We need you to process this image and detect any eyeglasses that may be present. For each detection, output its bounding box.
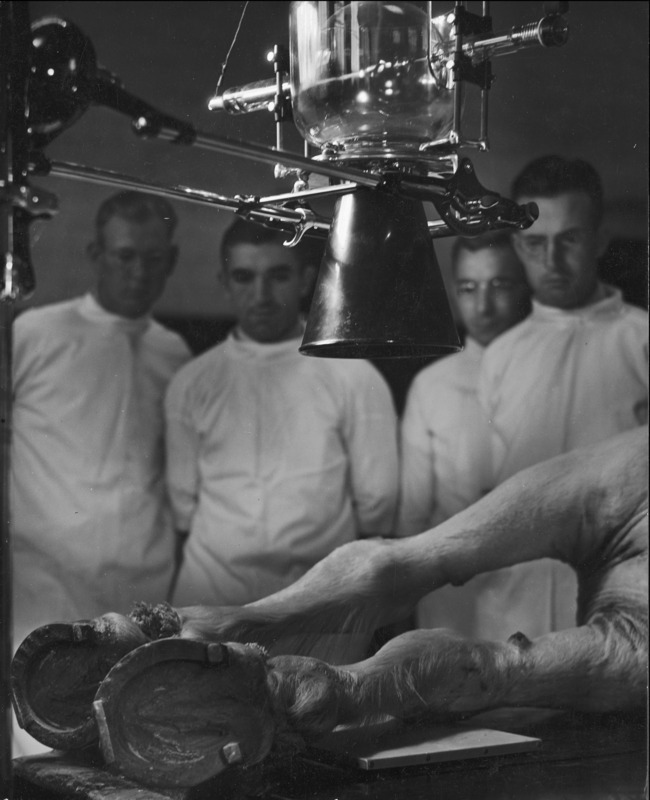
[514,229,590,259]
[455,278,524,296]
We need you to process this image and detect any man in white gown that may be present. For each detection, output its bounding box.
[165,218,399,612]
[476,155,648,638]
[398,231,532,637]
[11,190,191,754]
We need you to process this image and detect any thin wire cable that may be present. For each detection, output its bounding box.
[214,1,250,98]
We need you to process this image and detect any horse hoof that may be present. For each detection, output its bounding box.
[10,614,148,750]
[94,638,275,788]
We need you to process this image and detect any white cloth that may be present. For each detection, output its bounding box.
[399,338,492,535]
[398,338,521,638]
[165,330,399,606]
[468,285,649,639]
[11,293,191,646]
[480,286,648,480]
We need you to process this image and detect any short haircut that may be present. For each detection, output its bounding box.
[220,216,322,272]
[94,191,178,245]
[511,155,604,227]
[451,230,518,274]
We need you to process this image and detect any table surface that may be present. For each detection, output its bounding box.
[12,707,648,800]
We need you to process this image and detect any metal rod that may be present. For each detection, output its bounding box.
[45,161,461,240]
[0,1,33,793]
[273,46,285,153]
[1,21,13,800]
[255,183,358,204]
[452,1,464,142]
[188,132,381,188]
[0,300,12,799]
[46,161,334,239]
[48,160,327,218]
[480,87,489,145]
[48,161,254,210]
[208,79,291,113]
[428,219,458,238]
[479,1,490,147]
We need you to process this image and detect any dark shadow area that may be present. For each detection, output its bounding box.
[598,237,648,310]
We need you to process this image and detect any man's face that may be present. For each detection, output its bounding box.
[89,216,177,319]
[455,246,531,347]
[222,242,312,343]
[512,191,606,309]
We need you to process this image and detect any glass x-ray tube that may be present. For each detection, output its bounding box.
[208,79,291,114]
[289,1,455,162]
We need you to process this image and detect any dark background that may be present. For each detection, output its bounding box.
[20,1,649,408]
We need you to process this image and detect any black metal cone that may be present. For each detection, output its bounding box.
[300,188,461,358]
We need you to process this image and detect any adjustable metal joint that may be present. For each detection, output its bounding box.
[271,44,292,125]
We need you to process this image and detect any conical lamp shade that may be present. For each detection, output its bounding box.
[300,189,462,358]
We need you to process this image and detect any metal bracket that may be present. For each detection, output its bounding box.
[453,7,495,90]
[398,157,538,237]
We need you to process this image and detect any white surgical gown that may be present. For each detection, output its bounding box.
[11,294,191,646]
[165,331,399,607]
[473,285,649,639]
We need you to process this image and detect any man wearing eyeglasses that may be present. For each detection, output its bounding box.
[481,155,648,484]
[472,155,648,639]
[11,191,192,664]
[397,231,531,636]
